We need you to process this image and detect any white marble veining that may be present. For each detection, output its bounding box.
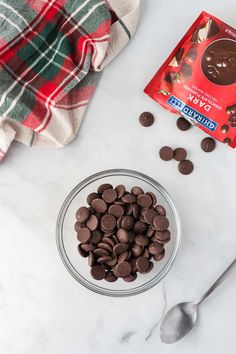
[1,1,236,353]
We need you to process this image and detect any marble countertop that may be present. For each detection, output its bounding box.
[1,1,236,353]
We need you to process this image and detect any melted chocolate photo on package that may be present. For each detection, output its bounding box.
[144,11,236,147]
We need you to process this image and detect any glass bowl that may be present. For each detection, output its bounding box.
[56,169,181,297]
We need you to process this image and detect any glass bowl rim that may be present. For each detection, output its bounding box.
[56,168,181,297]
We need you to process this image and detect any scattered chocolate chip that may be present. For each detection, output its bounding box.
[178,160,194,175]
[201,137,216,152]
[174,148,187,161]
[117,229,129,243]
[159,146,174,161]
[139,112,154,127]
[149,242,164,255]
[108,204,124,218]
[176,117,191,131]
[131,186,144,196]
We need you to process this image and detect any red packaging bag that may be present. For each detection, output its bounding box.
[144,12,236,147]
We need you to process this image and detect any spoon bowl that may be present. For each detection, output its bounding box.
[160,302,198,343]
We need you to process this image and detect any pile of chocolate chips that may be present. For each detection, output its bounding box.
[75,184,170,282]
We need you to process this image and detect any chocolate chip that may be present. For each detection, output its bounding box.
[118,251,129,263]
[137,194,153,208]
[87,192,99,206]
[149,242,164,255]
[74,221,84,233]
[178,160,194,175]
[90,230,102,244]
[132,244,143,257]
[155,205,166,216]
[131,186,144,196]
[115,261,132,277]
[141,261,154,274]
[139,112,154,127]
[117,228,129,243]
[113,243,128,255]
[176,117,191,131]
[102,189,117,203]
[155,230,171,243]
[121,215,134,230]
[102,237,115,248]
[146,226,155,237]
[93,248,109,257]
[97,242,113,253]
[77,244,88,258]
[77,227,91,243]
[97,183,113,194]
[146,192,157,206]
[123,273,137,282]
[92,198,107,213]
[143,208,158,225]
[101,214,116,231]
[153,215,169,231]
[159,146,174,161]
[108,204,124,218]
[106,257,118,267]
[91,265,106,280]
[132,204,140,218]
[136,257,150,273]
[134,220,147,234]
[174,148,187,161]
[135,234,149,247]
[125,203,133,216]
[121,193,136,204]
[76,207,90,223]
[201,137,216,152]
[154,249,165,261]
[80,244,95,252]
[97,255,113,264]
[115,184,126,199]
[105,271,118,282]
[86,214,99,231]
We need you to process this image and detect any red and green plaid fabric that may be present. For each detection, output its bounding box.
[0,0,140,161]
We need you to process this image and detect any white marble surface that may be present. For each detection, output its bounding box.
[1,1,236,353]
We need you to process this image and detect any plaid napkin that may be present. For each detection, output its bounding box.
[0,0,140,161]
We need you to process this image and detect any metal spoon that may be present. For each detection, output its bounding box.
[160,258,236,344]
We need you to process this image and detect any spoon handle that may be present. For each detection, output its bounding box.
[195,258,236,305]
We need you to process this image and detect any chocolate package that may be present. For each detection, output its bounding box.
[144,12,236,147]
